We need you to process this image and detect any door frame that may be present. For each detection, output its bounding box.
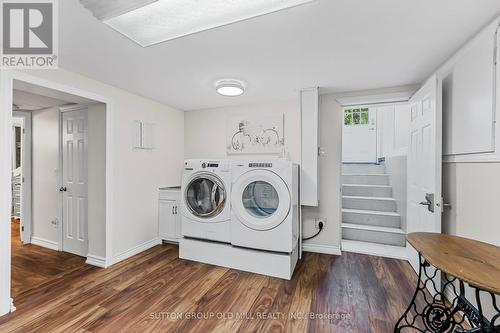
[58,105,89,255]
[0,70,115,315]
[12,111,32,244]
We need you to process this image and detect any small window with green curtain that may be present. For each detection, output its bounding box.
[344,108,370,126]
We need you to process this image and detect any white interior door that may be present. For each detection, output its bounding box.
[407,75,442,277]
[61,109,88,257]
[342,107,377,163]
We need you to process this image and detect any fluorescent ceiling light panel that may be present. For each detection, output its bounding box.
[100,0,315,47]
[81,0,159,21]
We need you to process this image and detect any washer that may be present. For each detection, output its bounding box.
[231,160,299,253]
[180,159,231,243]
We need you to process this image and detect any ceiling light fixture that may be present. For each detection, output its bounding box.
[215,79,246,97]
[81,0,315,47]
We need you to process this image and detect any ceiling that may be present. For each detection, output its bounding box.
[61,0,500,111]
[13,80,99,111]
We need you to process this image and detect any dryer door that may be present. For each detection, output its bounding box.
[185,173,226,220]
[232,170,291,231]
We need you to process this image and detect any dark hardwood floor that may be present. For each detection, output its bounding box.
[4,226,419,332]
[10,220,86,299]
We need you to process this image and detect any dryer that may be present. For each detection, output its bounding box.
[181,159,231,243]
[230,160,299,253]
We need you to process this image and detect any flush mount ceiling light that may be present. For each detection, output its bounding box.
[215,79,246,97]
[81,0,315,47]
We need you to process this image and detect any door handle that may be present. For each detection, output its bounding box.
[419,193,434,213]
[59,187,67,192]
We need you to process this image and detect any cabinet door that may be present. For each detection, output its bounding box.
[159,199,177,240]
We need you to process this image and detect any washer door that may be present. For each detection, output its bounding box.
[185,173,226,219]
[232,170,291,231]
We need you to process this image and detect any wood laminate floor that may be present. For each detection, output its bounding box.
[10,220,86,299]
[4,225,420,332]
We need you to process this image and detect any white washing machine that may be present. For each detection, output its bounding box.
[231,160,299,253]
[180,159,231,243]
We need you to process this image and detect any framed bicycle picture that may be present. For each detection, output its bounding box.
[226,114,285,155]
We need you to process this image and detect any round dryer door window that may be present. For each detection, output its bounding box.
[185,173,226,219]
[242,181,279,218]
[232,170,291,231]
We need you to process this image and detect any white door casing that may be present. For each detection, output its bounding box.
[407,74,442,281]
[61,108,89,257]
[342,107,378,163]
[12,112,32,244]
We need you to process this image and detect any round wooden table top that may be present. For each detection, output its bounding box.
[407,233,500,295]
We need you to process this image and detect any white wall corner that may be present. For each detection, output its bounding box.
[112,238,162,266]
[86,254,108,268]
[302,243,342,256]
[31,236,59,251]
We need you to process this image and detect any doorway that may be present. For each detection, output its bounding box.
[342,107,377,163]
[340,101,412,259]
[7,79,107,310]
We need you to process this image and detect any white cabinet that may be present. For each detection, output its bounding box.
[159,187,181,243]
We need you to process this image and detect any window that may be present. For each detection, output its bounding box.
[344,108,369,126]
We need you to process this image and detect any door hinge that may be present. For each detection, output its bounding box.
[21,226,24,232]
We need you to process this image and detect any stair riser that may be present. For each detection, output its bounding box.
[343,197,397,212]
[342,211,401,228]
[342,175,390,185]
[342,164,386,174]
[342,228,406,247]
[342,185,392,197]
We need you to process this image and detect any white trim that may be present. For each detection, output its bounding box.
[336,91,414,106]
[31,236,59,251]
[341,240,408,260]
[302,243,342,256]
[86,254,107,268]
[12,111,32,244]
[0,69,115,315]
[112,238,161,265]
[10,298,16,313]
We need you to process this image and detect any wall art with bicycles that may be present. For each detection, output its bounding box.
[226,114,285,155]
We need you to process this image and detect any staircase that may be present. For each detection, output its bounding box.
[341,164,407,259]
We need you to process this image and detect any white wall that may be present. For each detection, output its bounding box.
[377,103,411,159]
[442,162,500,317]
[31,107,59,243]
[87,104,106,258]
[184,95,343,253]
[185,99,301,161]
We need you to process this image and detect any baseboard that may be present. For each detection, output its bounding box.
[341,240,408,260]
[10,298,16,313]
[302,243,342,256]
[86,254,107,268]
[112,238,162,265]
[31,236,58,251]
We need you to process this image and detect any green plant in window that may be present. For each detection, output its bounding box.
[353,111,360,124]
[344,110,352,125]
[361,111,369,124]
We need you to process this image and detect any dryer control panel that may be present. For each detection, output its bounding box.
[249,163,273,168]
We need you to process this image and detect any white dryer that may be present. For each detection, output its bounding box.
[230,160,299,253]
[180,159,231,243]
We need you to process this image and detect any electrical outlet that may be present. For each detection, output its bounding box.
[315,218,326,229]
